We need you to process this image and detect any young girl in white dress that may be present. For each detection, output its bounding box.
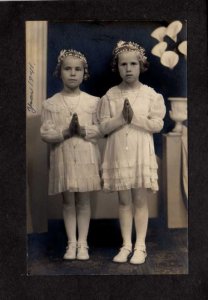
[98,41,166,264]
[40,49,101,261]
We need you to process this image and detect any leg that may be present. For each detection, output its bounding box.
[130,188,148,264]
[118,190,133,248]
[62,191,77,259]
[113,190,133,263]
[76,192,91,260]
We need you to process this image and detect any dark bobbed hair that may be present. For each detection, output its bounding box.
[111,52,149,74]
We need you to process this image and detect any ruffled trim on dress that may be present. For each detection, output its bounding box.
[79,92,100,114]
[49,163,101,195]
[42,93,66,112]
[103,178,158,192]
[102,162,158,192]
[43,92,100,114]
[106,84,158,100]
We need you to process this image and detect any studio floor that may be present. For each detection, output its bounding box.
[27,219,188,275]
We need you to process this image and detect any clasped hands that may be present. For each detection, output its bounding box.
[63,99,133,140]
[122,98,133,124]
[63,113,86,140]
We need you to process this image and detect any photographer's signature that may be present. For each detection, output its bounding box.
[27,63,36,113]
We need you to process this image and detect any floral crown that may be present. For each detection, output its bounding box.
[57,49,87,64]
[113,40,147,63]
[54,49,89,79]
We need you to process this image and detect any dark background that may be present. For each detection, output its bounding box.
[47,21,187,99]
[47,20,187,157]
[0,0,208,299]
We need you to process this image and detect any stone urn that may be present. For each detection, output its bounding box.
[168,97,187,135]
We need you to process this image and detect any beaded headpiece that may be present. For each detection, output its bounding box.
[57,49,87,64]
[54,49,89,79]
[113,40,147,63]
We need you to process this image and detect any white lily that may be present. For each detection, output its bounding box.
[166,20,183,42]
[151,42,167,58]
[160,51,179,69]
[151,26,167,42]
[178,41,187,57]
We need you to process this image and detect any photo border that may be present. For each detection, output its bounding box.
[0,0,207,298]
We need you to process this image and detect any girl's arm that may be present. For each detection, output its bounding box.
[84,95,126,141]
[40,104,67,143]
[40,120,66,143]
[130,94,166,133]
[98,95,127,135]
[83,98,103,143]
[84,125,102,142]
[84,117,126,140]
[99,114,126,136]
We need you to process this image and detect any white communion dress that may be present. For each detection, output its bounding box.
[99,84,166,192]
[40,91,101,195]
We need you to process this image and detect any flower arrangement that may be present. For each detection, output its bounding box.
[151,20,187,69]
[151,21,188,135]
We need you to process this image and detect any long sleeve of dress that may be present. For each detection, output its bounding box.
[85,120,126,140]
[131,93,166,133]
[84,95,126,139]
[84,98,102,143]
[98,95,126,135]
[40,102,64,143]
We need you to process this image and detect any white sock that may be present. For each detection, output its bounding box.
[62,192,77,244]
[132,188,148,248]
[119,204,133,248]
[76,192,91,246]
[118,190,133,248]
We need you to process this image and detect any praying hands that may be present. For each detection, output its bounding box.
[122,98,133,124]
[63,113,86,140]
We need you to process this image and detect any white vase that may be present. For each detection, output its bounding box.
[168,97,187,135]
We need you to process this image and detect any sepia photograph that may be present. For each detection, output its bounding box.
[26,20,188,276]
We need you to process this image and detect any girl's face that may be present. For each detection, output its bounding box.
[118,51,140,84]
[61,56,85,91]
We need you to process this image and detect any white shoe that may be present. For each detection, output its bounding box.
[130,246,147,265]
[63,242,77,260]
[113,246,132,263]
[77,244,89,260]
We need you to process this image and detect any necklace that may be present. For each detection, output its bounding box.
[120,86,141,151]
[61,92,81,151]
[120,86,140,107]
[62,92,81,116]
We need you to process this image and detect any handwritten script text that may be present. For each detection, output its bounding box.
[27,63,36,113]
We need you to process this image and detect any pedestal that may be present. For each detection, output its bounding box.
[162,134,188,228]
